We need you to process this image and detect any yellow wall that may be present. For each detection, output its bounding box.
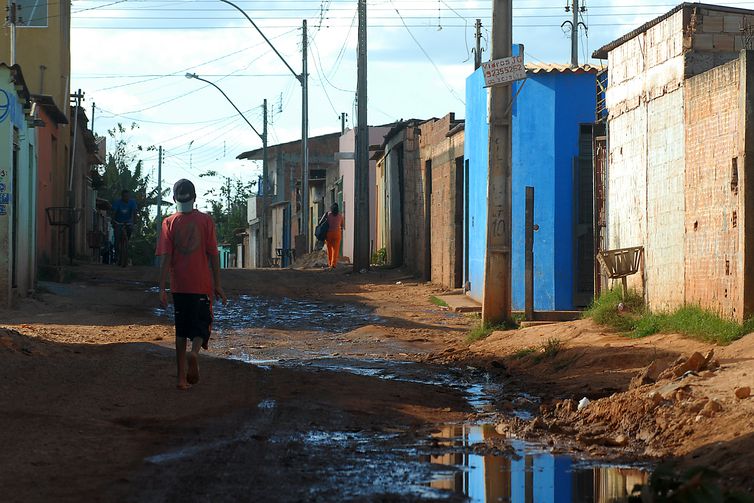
[2,0,71,211]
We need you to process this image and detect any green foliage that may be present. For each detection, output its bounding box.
[466,319,518,344]
[585,289,754,345]
[511,347,536,359]
[541,337,562,359]
[629,463,752,503]
[371,248,387,266]
[584,288,646,332]
[99,123,161,266]
[429,296,448,308]
[200,173,256,248]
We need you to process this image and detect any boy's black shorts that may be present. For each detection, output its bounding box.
[172,293,212,344]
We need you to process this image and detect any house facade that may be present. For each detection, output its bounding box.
[374,120,424,270]
[338,125,392,263]
[420,114,465,288]
[237,132,340,266]
[464,63,597,311]
[0,64,37,306]
[595,3,754,320]
[31,94,67,266]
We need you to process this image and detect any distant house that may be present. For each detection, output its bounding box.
[238,132,340,267]
[337,125,393,263]
[374,119,425,271]
[594,2,754,320]
[464,62,597,311]
[0,64,37,306]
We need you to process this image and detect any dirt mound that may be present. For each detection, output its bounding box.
[292,250,328,269]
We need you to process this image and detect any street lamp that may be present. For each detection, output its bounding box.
[216,0,310,252]
[185,72,268,267]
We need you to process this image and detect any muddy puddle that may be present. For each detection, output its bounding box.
[147,294,651,501]
[154,294,381,333]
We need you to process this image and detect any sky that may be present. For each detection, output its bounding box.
[65,0,754,210]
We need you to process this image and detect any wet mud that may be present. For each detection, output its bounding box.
[145,294,651,502]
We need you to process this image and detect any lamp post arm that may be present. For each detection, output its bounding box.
[188,73,264,142]
[217,0,301,81]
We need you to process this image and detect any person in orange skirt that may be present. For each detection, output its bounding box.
[324,203,344,269]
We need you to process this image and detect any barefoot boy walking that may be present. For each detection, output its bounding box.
[157,179,227,390]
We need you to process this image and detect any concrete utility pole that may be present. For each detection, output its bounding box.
[155,146,163,266]
[301,20,310,252]
[8,1,17,65]
[262,98,268,266]
[482,0,513,325]
[563,0,587,68]
[473,19,483,70]
[353,0,370,272]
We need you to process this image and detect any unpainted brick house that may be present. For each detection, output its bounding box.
[373,115,465,286]
[596,2,754,320]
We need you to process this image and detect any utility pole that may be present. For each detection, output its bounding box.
[8,1,17,65]
[482,0,513,325]
[301,20,310,252]
[473,19,483,69]
[563,0,587,68]
[91,102,95,133]
[262,98,268,267]
[155,146,163,266]
[353,0,369,272]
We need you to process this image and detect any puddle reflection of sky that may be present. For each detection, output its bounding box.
[427,425,649,503]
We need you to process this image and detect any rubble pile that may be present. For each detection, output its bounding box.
[534,351,739,457]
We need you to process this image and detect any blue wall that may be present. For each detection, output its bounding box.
[464,65,596,311]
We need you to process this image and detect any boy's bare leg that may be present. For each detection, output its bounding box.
[176,337,190,389]
[186,337,202,385]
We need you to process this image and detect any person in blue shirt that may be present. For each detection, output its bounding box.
[111,190,137,261]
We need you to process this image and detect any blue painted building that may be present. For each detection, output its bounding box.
[464,62,597,311]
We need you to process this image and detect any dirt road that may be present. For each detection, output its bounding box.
[2,264,746,501]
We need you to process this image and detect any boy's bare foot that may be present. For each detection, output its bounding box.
[176,382,192,390]
[187,352,200,384]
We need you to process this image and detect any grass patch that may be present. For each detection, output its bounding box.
[511,347,536,359]
[429,295,448,308]
[541,337,562,359]
[466,319,518,344]
[585,289,754,345]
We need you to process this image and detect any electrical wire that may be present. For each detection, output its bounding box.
[389,1,465,106]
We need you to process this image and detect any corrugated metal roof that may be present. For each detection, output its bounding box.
[592,2,754,59]
[526,63,600,74]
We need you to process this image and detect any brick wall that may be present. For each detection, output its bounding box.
[685,58,744,319]
[418,114,464,288]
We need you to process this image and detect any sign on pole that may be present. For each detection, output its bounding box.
[482,55,526,87]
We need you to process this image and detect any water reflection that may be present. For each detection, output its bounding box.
[424,425,649,503]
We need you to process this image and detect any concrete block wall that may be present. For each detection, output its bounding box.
[685,58,744,320]
[644,90,686,311]
[606,11,686,305]
[399,126,426,275]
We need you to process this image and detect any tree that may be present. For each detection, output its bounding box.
[199,171,256,248]
[99,123,160,266]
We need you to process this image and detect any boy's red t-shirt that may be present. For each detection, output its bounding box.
[156,210,219,296]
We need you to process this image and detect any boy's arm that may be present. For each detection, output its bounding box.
[158,254,170,307]
[209,254,227,305]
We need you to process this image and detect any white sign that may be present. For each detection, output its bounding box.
[482,55,526,87]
